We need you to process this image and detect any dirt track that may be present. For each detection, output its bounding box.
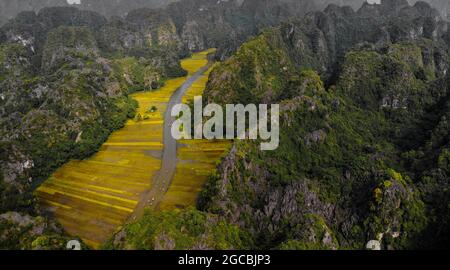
[129,61,213,220]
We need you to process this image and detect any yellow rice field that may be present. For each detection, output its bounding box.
[35,50,214,249]
[158,65,232,211]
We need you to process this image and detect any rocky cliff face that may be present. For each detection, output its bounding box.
[201,0,450,249]
[409,0,450,20]
[76,0,177,18]
[97,8,186,76]
[0,7,107,66]
[205,0,449,103]
[0,25,137,211]
[0,211,79,249]
[0,0,177,26]
[0,0,327,60]
[0,0,68,26]
[2,1,449,29]
[0,6,186,78]
[5,1,448,64]
[165,0,305,59]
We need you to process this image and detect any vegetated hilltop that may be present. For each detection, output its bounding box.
[199,0,450,249]
[409,0,450,20]
[4,0,448,59]
[0,0,177,26]
[104,207,252,250]
[0,0,68,26]
[75,0,177,18]
[1,0,449,29]
[0,0,370,59]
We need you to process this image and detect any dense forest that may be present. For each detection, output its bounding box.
[199,0,450,249]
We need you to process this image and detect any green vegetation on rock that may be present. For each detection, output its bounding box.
[104,208,251,250]
[199,7,450,249]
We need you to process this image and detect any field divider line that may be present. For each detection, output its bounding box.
[37,186,135,213]
[47,178,133,195]
[41,181,138,205]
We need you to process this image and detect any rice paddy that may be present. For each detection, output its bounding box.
[35,50,216,249]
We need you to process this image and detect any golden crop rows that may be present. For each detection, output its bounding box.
[35,50,214,249]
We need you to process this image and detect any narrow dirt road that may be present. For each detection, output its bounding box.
[129,61,213,220]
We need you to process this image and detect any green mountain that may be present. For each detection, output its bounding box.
[0,0,178,26]
[200,0,450,249]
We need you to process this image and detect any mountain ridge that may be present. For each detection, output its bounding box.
[199,0,450,249]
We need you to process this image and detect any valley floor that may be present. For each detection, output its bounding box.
[34,49,227,249]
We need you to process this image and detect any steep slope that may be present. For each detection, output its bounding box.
[200,0,450,249]
[409,0,450,20]
[165,0,319,59]
[0,27,137,249]
[105,207,251,250]
[0,0,178,26]
[0,0,68,26]
[204,0,448,93]
[0,24,147,213]
[75,0,177,18]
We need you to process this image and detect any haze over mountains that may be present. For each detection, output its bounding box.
[0,0,177,26]
[1,0,449,27]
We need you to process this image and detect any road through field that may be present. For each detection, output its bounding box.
[129,60,213,220]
